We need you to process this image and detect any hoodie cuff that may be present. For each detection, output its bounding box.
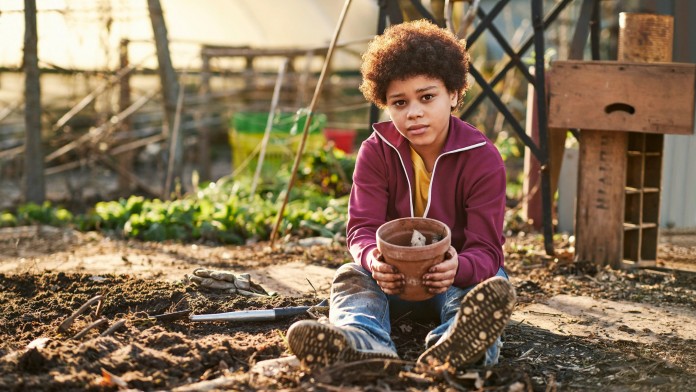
[453,255,475,288]
[359,245,378,273]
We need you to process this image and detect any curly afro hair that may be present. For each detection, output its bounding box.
[359,19,470,109]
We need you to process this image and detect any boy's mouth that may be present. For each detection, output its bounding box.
[407,124,428,134]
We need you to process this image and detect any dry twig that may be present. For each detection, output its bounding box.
[315,358,410,383]
[100,319,127,337]
[73,318,108,339]
[94,297,104,318]
[57,294,103,332]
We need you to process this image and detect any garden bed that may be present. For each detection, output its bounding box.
[1,227,695,391]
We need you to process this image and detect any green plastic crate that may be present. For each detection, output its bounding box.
[229,111,326,176]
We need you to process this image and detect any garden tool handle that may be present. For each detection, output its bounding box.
[189,306,310,322]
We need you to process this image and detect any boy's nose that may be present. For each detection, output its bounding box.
[407,105,424,119]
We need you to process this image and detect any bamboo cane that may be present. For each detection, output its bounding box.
[250,59,289,196]
[163,72,186,199]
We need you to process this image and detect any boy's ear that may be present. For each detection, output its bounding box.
[449,91,458,108]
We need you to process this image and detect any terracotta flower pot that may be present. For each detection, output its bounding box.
[376,217,452,301]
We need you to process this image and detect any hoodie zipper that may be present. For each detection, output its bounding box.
[374,130,487,218]
[374,131,415,217]
[424,142,487,217]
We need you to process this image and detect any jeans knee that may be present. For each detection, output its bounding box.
[334,263,369,283]
[332,263,379,296]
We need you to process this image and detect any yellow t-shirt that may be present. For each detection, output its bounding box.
[410,146,431,217]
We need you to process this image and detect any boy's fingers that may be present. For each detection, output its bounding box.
[427,251,458,274]
[376,278,404,294]
[372,261,398,274]
[423,278,453,288]
[428,286,448,294]
[423,270,456,281]
[382,287,403,295]
[378,280,403,289]
[373,271,403,282]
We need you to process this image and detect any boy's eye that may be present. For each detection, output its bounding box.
[392,100,406,107]
[422,94,434,101]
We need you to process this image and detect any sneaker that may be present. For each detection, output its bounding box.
[287,320,399,367]
[417,276,516,368]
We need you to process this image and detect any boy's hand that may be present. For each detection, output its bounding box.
[422,246,458,294]
[370,249,405,295]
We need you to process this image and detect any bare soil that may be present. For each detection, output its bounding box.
[1,226,695,391]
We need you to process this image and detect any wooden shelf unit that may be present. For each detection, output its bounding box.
[622,133,663,268]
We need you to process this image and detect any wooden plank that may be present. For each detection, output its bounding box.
[623,229,640,263]
[548,61,696,135]
[640,226,658,264]
[575,130,628,267]
[626,153,643,189]
[624,193,641,225]
[643,192,660,225]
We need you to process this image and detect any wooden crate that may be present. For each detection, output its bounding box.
[548,61,696,135]
[548,61,695,268]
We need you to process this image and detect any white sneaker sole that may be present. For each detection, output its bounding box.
[287,320,398,367]
[418,276,516,368]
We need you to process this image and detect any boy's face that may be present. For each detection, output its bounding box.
[385,75,457,152]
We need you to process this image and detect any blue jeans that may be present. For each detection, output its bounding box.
[329,263,509,365]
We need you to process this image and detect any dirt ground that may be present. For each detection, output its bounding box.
[1,226,695,391]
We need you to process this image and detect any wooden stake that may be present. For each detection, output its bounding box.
[22,0,45,204]
[163,73,186,199]
[250,59,288,196]
[147,0,182,196]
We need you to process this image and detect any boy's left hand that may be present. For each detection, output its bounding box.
[422,246,458,294]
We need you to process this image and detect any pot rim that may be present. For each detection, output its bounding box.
[376,217,451,251]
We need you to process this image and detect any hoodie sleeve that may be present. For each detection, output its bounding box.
[453,146,507,288]
[346,139,390,272]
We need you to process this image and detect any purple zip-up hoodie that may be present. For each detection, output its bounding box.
[347,115,506,288]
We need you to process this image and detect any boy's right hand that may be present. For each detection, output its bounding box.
[370,249,405,295]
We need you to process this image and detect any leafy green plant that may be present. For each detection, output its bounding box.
[0,144,523,243]
[298,147,356,197]
[3,202,74,227]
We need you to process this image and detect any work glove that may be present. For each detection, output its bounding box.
[186,268,275,297]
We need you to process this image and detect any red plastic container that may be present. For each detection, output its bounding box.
[323,128,357,153]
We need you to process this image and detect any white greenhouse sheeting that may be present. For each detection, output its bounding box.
[661,134,696,230]
[0,0,378,70]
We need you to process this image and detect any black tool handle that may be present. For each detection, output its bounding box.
[274,306,310,318]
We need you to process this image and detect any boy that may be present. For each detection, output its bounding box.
[287,19,516,369]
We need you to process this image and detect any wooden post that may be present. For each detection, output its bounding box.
[117,39,134,193]
[522,67,567,230]
[197,52,211,181]
[296,50,315,108]
[147,0,181,197]
[23,0,45,204]
[616,13,673,268]
[576,130,628,265]
[243,56,255,98]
